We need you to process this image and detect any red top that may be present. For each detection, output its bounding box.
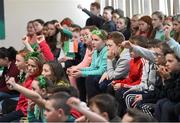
[114,57,144,86]
[16,76,35,116]
[39,40,54,61]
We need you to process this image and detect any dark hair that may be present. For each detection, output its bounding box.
[47,86,79,97]
[129,36,148,48]
[108,31,125,45]
[46,20,59,50]
[163,48,180,62]
[44,61,69,85]
[89,94,118,120]
[104,6,114,14]
[47,92,71,115]
[113,9,124,17]
[33,19,45,25]
[147,39,161,48]
[91,2,100,9]
[0,47,17,61]
[126,108,157,122]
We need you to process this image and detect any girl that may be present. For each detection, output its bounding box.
[7,75,53,122]
[42,61,70,86]
[0,51,43,122]
[116,17,131,40]
[46,20,61,59]
[72,29,107,100]
[154,50,180,121]
[0,47,19,101]
[151,11,165,41]
[172,14,180,42]
[67,26,95,101]
[136,16,153,38]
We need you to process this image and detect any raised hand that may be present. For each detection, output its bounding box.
[55,22,63,30]
[36,35,45,44]
[121,40,133,49]
[6,77,17,90]
[77,4,83,10]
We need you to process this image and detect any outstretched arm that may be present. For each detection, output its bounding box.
[67,97,108,122]
[6,77,46,108]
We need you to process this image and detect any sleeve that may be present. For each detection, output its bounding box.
[81,50,107,77]
[166,38,180,59]
[165,75,180,102]
[59,28,72,39]
[76,49,93,68]
[132,45,156,63]
[39,40,54,61]
[82,8,104,21]
[107,58,130,80]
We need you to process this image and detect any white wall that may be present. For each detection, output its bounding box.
[0,0,94,50]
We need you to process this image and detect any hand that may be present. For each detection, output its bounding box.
[123,88,136,98]
[6,77,17,90]
[58,57,67,63]
[157,65,170,80]
[113,83,121,90]
[22,36,30,45]
[71,70,82,78]
[36,35,45,44]
[163,25,172,41]
[121,40,133,49]
[67,97,81,110]
[55,22,63,30]
[131,94,142,107]
[75,116,87,122]
[77,4,83,10]
[28,100,35,111]
[107,50,116,60]
[99,72,108,83]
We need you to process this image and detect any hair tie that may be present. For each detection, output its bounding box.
[37,75,47,89]
[24,51,40,61]
[92,30,107,40]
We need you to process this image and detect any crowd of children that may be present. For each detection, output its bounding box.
[0,1,180,122]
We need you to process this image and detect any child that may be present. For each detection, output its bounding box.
[6,75,54,122]
[116,17,131,40]
[172,14,180,42]
[151,11,165,41]
[67,26,95,90]
[0,47,19,101]
[136,16,153,38]
[42,61,70,86]
[46,20,61,59]
[67,94,120,122]
[99,31,130,92]
[154,50,180,121]
[101,6,116,32]
[72,29,108,100]
[131,14,142,36]
[77,2,104,28]
[0,51,43,122]
[112,9,124,23]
